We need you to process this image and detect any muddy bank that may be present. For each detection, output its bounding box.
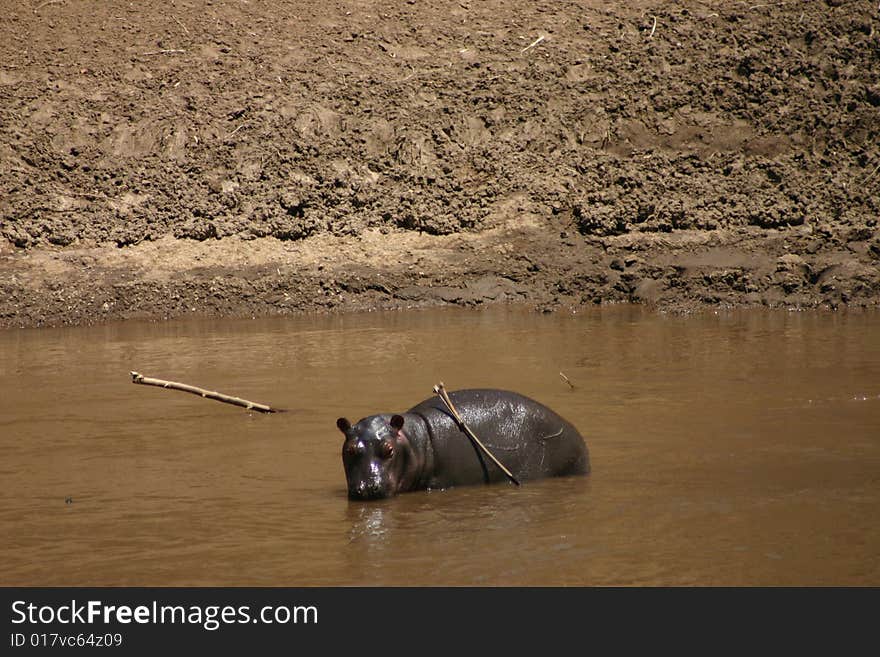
[1,0,878,328]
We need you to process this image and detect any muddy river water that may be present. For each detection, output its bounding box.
[1,306,878,586]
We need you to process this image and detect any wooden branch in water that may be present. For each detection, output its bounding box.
[130,371,282,413]
[433,382,521,486]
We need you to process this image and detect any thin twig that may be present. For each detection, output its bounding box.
[68,191,109,200]
[559,372,575,390]
[649,16,657,38]
[34,0,64,13]
[862,162,880,185]
[131,371,282,413]
[174,17,189,35]
[142,49,187,56]
[747,1,791,9]
[389,65,417,84]
[324,56,347,86]
[520,34,545,54]
[225,123,248,141]
[433,383,521,486]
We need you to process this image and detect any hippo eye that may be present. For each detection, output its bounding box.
[379,440,395,459]
[344,441,364,458]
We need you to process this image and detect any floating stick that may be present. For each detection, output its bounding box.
[559,371,575,389]
[433,382,520,486]
[130,371,282,413]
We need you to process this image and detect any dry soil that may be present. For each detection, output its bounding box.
[1,0,879,327]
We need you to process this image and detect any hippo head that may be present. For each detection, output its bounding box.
[336,414,414,500]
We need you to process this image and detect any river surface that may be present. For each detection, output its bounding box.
[1,306,878,586]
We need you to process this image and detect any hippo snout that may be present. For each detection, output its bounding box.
[349,478,392,500]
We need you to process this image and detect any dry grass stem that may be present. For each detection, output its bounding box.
[143,49,187,56]
[34,0,64,13]
[520,35,545,54]
[225,123,249,140]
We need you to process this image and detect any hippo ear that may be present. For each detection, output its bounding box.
[390,414,405,432]
[336,417,351,434]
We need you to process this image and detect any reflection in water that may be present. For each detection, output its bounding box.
[347,504,391,545]
[1,306,879,585]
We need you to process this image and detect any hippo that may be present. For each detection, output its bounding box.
[336,389,590,500]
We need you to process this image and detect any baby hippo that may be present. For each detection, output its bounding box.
[336,389,590,500]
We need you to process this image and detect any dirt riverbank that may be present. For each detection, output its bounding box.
[1,0,878,328]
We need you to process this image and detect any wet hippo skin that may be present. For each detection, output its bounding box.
[337,389,590,500]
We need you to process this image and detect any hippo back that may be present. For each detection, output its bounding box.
[406,389,589,489]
